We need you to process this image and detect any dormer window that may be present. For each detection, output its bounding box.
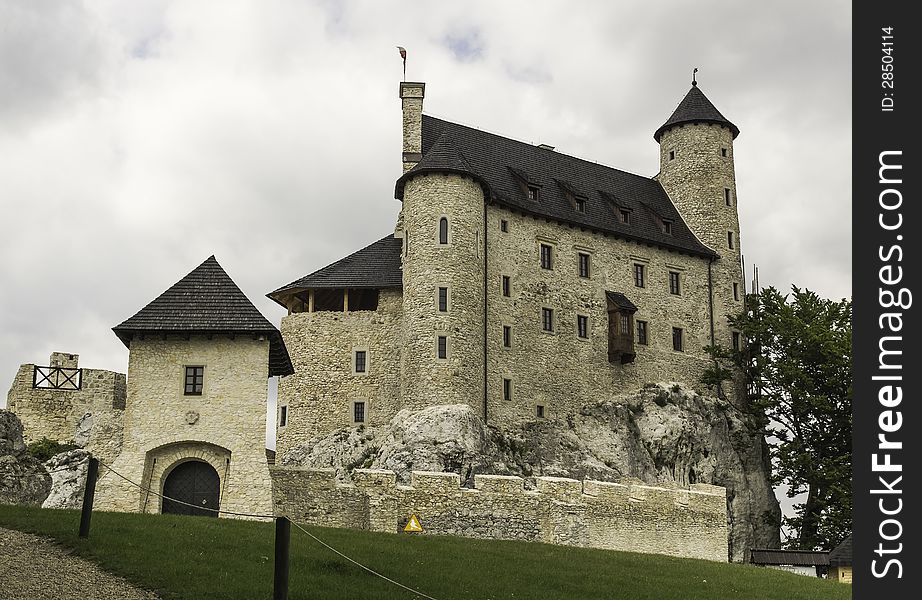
[662,220,673,235]
[527,186,540,201]
[619,209,632,224]
[574,196,586,213]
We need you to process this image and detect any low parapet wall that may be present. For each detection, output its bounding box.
[270,467,728,561]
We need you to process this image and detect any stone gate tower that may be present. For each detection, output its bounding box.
[654,80,745,391]
[396,82,487,414]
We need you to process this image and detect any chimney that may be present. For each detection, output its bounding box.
[399,81,425,172]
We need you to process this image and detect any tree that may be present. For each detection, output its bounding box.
[704,286,852,551]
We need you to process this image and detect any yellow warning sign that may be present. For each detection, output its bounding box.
[403,514,424,532]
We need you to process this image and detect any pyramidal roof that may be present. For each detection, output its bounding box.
[113,256,294,376]
[653,83,739,142]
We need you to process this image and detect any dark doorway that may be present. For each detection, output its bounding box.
[162,460,220,517]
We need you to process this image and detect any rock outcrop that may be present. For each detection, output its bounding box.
[280,383,781,561]
[0,409,51,505]
[42,449,91,509]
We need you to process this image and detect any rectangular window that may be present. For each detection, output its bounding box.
[354,350,367,374]
[574,197,586,213]
[620,209,631,224]
[500,219,508,232]
[634,263,645,288]
[577,315,588,339]
[728,231,734,249]
[527,186,539,201]
[669,271,681,295]
[732,331,741,351]
[721,147,728,158]
[184,366,204,395]
[672,327,684,352]
[536,405,545,418]
[438,287,448,312]
[540,244,553,270]
[636,320,648,345]
[353,401,365,423]
[733,282,739,301]
[724,188,732,206]
[501,275,511,297]
[542,308,554,332]
[437,336,448,359]
[503,325,512,348]
[662,220,673,235]
[279,405,288,427]
[620,313,630,335]
[503,378,512,401]
[668,150,675,161]
[578,253,590,278]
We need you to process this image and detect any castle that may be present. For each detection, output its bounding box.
[6,76,749,561]
[270,78,745,456]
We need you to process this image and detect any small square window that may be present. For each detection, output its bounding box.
[503,378,512,401]
[620,209,631,224]
[437,336,448,359]
[668,150,675,161]
[732,331,741,351]
[502,275,511,297]
[184,366,204,395]
[500,219,508,232]
[636,320,648,345]
[728,231,734,249]
[578,253,590,278]
[503,325,512,348]
[542,308,554,332]
[438,287,448,312]
[733,282,739,301]
[353,401,366,423]
[669,271,681,295]
[634,263,645,288]
[354,350,367,374]
[672,327,684,352]
[536,405,545,418]
[279,405,288,427]
[527,186,539,201]
[574,197,586,213]
[662,220,673,235]
[577,315,589,339]
[721,147,728,158]
[540,244,553,270]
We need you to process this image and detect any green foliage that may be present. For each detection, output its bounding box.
[26,437,78,462]
[0,504,851,600]
[705,286,852,551]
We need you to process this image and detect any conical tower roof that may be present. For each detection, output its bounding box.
[113,256,294,376]
[654,82,739,142]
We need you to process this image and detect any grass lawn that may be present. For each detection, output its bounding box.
[0,504,850,600]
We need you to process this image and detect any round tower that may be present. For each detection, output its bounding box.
[655,79,745,379]
[396,82,486,414]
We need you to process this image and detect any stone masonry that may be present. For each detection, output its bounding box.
[271,467,729,562]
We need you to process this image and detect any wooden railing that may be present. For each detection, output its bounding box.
[32,366,83,390]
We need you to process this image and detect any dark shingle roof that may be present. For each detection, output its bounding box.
[750,549,829,567]
[113,256,293,377]
[396,115,716,258]
[654,83,739,142]
[606,291,638,312]
[828,535,852,566]
[269,235,403,301]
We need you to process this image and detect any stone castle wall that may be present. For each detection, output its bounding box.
[271,467,728,562]
[6,352,127,464]
[94,336,273,518]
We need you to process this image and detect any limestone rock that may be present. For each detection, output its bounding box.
[0,409,51,505]
[279,384,780,561]
[73,412,93,447]
[43,449,91,509]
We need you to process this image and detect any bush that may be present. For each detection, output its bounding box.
[27,437,78,462]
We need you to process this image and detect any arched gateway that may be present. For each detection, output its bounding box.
[162,460,220,517]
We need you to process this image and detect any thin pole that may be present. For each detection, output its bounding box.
[274,517,291,600]
[78,457,99,538]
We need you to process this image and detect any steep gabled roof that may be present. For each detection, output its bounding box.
[268,235,403,303]
[396,115,716,258]
[654,83,739,142]
[113,256,294,377]
[828,535,852,567]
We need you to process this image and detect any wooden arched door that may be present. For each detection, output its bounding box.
[162,460,220,517]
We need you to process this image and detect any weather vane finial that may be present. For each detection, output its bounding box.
[692,67,698,87]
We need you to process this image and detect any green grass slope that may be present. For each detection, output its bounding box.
[0,504,849,600]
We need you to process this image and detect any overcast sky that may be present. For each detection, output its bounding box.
[0,0,850,452]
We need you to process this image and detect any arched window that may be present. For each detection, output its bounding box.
[438,217,449,244]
